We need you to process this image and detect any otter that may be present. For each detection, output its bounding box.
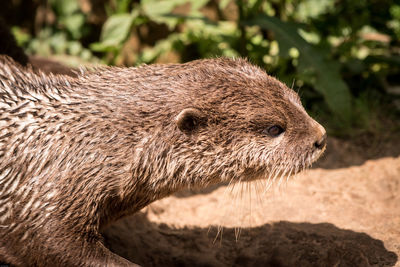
[0,56,326,266]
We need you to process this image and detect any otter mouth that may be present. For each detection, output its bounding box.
[239,164,302,183]
[252,152,323,183]
[234,141,327,185]
[310,145,327,164]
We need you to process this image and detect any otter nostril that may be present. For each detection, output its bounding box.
[314,133,327,149]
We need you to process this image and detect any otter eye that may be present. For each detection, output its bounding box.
[263,125,284,137]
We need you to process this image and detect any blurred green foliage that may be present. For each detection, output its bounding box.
[10,0,400,136]
[13,0,96,62]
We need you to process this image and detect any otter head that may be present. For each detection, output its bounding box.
[162,58,326,188]
[127,58,325,193]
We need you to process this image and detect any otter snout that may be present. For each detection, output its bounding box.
[306,123,327,164]
[314,133,327,150]
[309,120,327,161]
[310,120,327,148]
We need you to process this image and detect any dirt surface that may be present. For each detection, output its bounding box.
[30,57,400,267]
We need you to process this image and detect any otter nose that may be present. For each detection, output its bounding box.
[314,133,327,149]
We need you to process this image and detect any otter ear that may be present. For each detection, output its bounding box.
[175,108,204,133]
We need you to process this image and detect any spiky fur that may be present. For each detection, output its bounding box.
[0,56,325,266]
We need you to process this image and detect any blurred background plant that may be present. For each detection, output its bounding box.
[2,0,400,136]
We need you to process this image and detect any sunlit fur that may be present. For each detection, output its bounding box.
[0,56,325,266]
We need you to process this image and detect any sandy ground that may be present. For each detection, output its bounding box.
[102,136,400,267]
[31,57,400,266]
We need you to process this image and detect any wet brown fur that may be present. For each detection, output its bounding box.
[0,56,326,266]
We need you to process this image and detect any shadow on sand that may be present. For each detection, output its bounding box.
[103,212,398,267]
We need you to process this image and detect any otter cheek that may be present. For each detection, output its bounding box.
[270,133,285,147]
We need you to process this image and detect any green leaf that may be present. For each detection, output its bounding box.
[188,0,209,11]
[219,0,231,9]
[11,26,31,47]
[62,13,85,39]
[142,0,186,28]
[142,0,186,17]
[138,33,181,63]
[49,32,68,54]
[90,42,120,53]
[50,0,80,15]
[67,41,83,56]
[116,0,133,14]
[98,12,137,48]
[245,15,352,123]
[142,0,209,29]
[296,0,334,21]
